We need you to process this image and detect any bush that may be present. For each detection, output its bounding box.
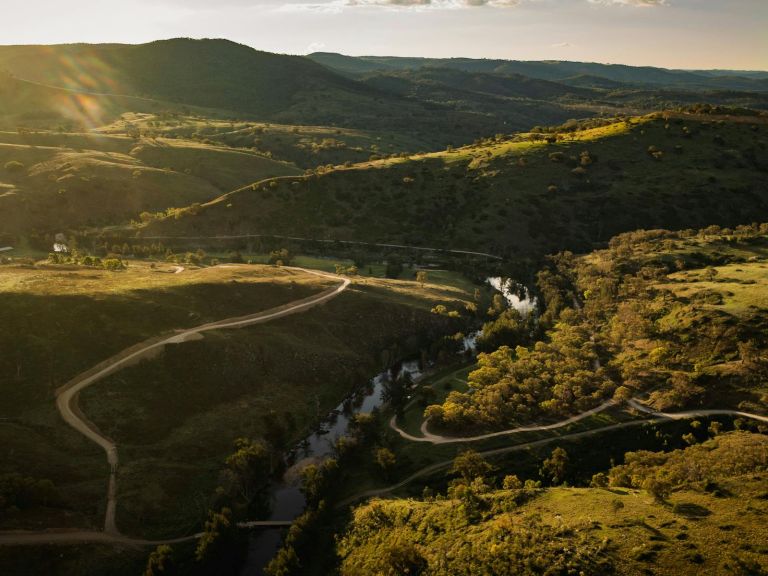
[4,160,25,174]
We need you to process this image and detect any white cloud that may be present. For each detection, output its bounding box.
[306,41,327,52]
[588,0,667,6]
[280,0,521,12]
[551,41,573,48]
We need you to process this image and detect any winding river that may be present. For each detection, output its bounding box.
[240,277,536,574]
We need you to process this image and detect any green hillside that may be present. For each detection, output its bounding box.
[96,113,434,170]
[309,52,768,92]
[427,224,768,433]
[0,73,214,130]
[0,257,473,537]
[0,40,584,143]
[139,113,768,259]
[338,432,768,576]
[0,128,300,234]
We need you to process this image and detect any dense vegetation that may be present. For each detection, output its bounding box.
[337,431,768,576]
[142,114,768,260]
[426,224,768,432]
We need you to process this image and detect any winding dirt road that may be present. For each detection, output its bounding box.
[1,267,349,547]
[339,398,768,508]
[390,399,618,444]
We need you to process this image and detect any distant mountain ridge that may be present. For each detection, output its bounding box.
[308,52,768,92]
[0,38,591,143]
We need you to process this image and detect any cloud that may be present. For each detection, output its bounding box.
[551,42,573,48]
[280,0,521,12]
[306,41,327,52]
[588,0,667,6]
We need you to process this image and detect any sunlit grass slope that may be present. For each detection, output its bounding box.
[142,114,768,258]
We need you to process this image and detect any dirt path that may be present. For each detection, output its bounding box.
[141,232,504,261]
[341,399,768,508]
[0,520,293,547]
[627,399,768,424]
[389,398,618,444]
[1,267,349,546]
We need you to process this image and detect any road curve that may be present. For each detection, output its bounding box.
[341,399,768,508]
[627,398,768,424]
[390,399,618,444]
[8,267,350,545]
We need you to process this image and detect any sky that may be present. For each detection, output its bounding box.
[1,0,766,70]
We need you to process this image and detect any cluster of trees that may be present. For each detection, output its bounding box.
[47,252,126,271]
[268,248,292,266]
[102,241,169,258]
[266,412,391,575]
[426,223,768,431]
[426,318,612,430]
[337,447,612,576]
[0,473,60,513]
[605,430,768,501]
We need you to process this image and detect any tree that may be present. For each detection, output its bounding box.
[450,449,495,483]
[385,257,403,279]
[224,438,270,507]
[502,474,523,490]
[375,447,397,479]
[590,472,609,488]
[642,476,670,502]
[382,542,427,576]
[269,248,291,265]
[415,270,428,287]
[540,447,569,485]
[4,160,25,174]
[144,545,175,576]
[195,508,233,563]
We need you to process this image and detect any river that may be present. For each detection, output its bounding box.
[239,277,536,574]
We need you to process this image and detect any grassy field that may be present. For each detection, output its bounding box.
[0,262,335,531]
[97,113,433,170]
[0,128,300,235]
[660,261,768,316]
[395,363,473,436]
[72,275,472,538]
[0,543,150,576]
[0,255,475,537]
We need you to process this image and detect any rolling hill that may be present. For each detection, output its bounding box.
[0,39,585,144]
[0,128,300,234]
[309,52,768,92]
[137,112,768,260]
[337,432,768,576]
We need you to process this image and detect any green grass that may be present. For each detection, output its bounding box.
[0,128,300,234]
[0,543,150,576]
[97,113,433,170]
[337,431,768,576]
[0,262,333,531]
[396,364,473,436]
[661,261,768,315]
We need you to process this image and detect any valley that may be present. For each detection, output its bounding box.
[0,28,766,576]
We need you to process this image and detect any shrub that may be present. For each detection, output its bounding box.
[4,160,25,174]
